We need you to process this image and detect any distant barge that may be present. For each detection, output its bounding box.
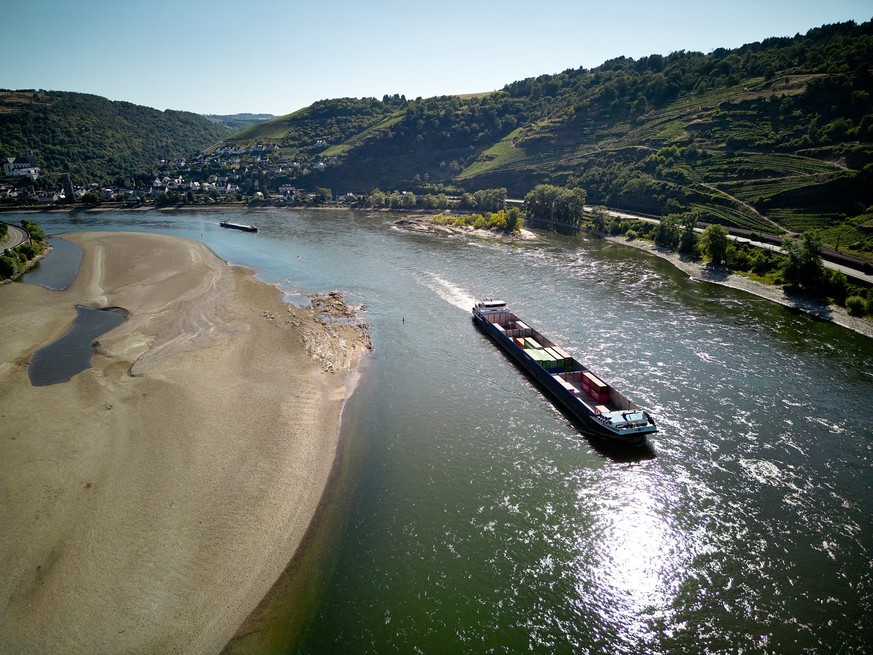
[472,299,656,445]
[219,220,258,233]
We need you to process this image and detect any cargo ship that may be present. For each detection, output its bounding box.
[219,220,258,233]
[472,299,656,445]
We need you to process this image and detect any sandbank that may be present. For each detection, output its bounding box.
[0,232,370,654]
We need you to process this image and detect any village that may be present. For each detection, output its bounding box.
[1,143,349,208]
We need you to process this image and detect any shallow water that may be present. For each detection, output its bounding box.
[28,305,126,386]
[21,235,82,290]
[15,208,873,653]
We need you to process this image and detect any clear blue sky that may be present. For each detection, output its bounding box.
[2,0,870,116]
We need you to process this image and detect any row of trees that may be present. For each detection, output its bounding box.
[364,188,508,212]
[523,184,587,226]
[615,209,872,315]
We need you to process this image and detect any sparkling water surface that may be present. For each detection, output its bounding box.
[17,209,873,653]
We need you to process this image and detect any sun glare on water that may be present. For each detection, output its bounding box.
[574,476,690,645]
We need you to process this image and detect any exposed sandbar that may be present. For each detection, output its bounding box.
[0,232,370,654]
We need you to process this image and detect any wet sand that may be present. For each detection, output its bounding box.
[0,232,371,654]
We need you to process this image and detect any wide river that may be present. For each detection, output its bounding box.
[13,208,873,653]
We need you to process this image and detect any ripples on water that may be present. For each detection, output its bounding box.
[20,210,873,653]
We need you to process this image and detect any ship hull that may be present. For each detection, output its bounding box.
[219,221,258,232]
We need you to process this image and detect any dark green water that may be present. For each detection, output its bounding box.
[19,209,873,653]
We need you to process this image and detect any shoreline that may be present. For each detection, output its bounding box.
[0,232,371,654]
[607,235,873,339]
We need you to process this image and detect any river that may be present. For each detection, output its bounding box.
[12,208,873,653]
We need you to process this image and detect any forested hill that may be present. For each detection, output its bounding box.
[223,19,873,253]
[0,90,231,184]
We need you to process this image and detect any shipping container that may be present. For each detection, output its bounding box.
[583,372,608,394]
[552,346,571,361]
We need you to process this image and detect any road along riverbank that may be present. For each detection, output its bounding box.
[0,231,371,654]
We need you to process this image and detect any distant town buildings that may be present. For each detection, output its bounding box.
[0,142,350,206]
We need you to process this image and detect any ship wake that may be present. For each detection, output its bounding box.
[417,272,478,313]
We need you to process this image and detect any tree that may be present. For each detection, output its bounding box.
[781,232,825,291]
[678,212,699,254]
[700,224,729,264]
[523,184,587,226]
[472,188,507,213]
[653,214,681,249]
[505,207,522,232]
[0,254,18,278]
[589,206,608,232]
[368,188,386,207]
[20,219,46,242]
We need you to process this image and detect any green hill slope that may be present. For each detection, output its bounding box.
[220,96,407,159]
[0,90,231,184]
[215,20,872,256]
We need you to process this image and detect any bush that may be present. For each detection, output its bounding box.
[625,229,638,240]
[17,243,37,259]
[750,250,774,275]
[0,254,18,278]
[826,270,849,303]
[845,295,867,315]
[726,245,751,271]
[20,219,46,241]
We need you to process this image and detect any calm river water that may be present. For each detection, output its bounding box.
[14,208,873,653]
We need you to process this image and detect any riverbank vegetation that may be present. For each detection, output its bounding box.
[598,212,873,316]
[431,208,523,233]
[0,219,48,281]
[362,187,507,213]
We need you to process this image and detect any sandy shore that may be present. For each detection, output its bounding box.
[0,232,371,654]
[607,236,873,339]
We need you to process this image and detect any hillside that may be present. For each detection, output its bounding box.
[219,95,408,158]
[204,113,276,132]
[219,19,873,258]
[0,90,231,184]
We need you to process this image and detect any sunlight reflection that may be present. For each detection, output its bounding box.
[575,477,690,645]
